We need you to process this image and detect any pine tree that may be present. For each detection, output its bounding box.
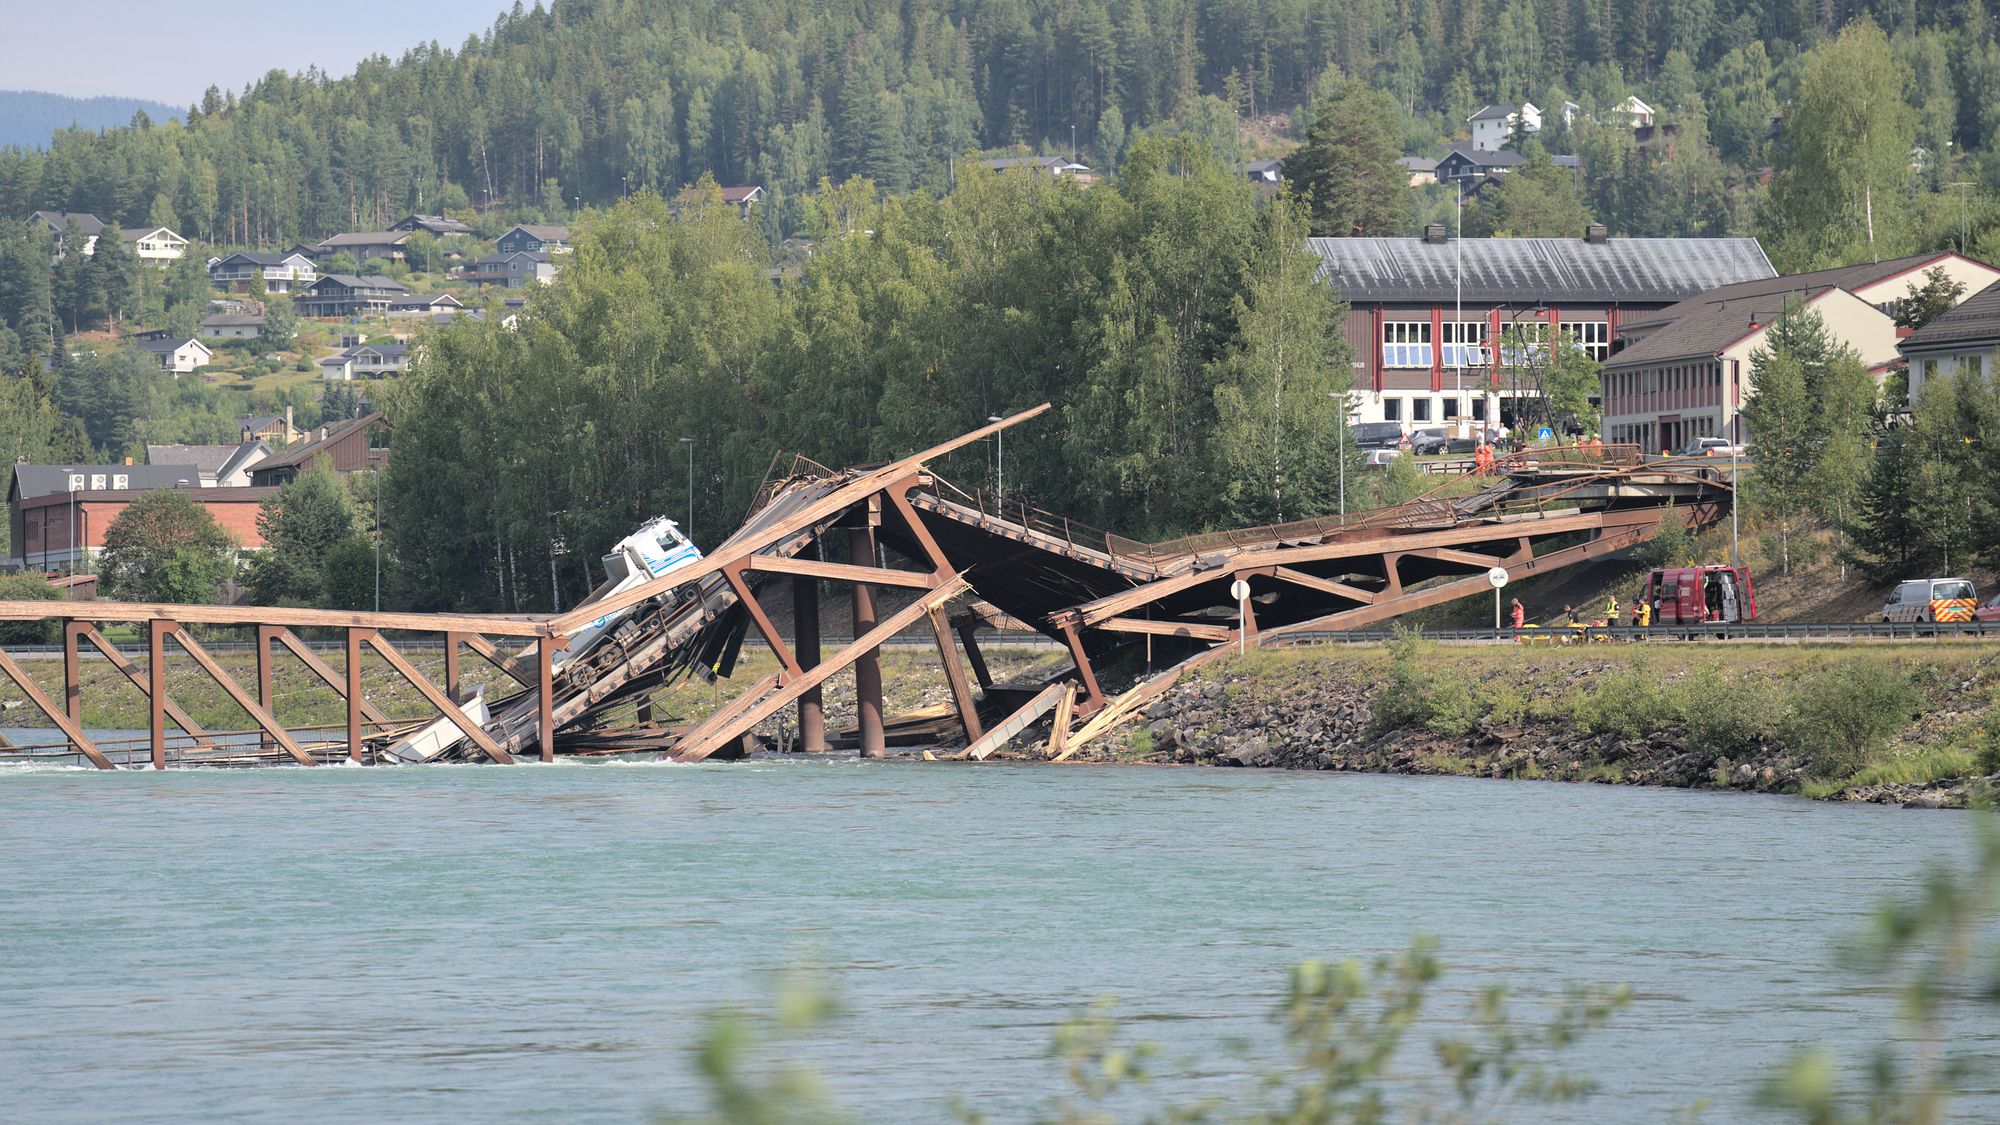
[1282,80,1409,238]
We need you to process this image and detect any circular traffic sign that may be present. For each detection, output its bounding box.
[1487,567,1509,589]
[1229,578,1251,601]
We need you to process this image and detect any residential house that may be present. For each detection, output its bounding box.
[26,210,104,257]
[313,231,412,265]
[1901,278,2000,402]
[135,336,212,374]
[1616,95,1657,129]
[465,250,555,288]
[1467,103,1542,152]
[1245,158,1284,187]
[200,312,267,340]
[145,440,270,487]
[1310,226,1776,428]
[120,226,188,265]
[1395,156,1439,186]
[1434,143,1582,186]
[9,463,272,569]
[496,224,570,254]
[208,251,317,292]
[294,274,412,318]
[240,409,303,446]
[389,214,474,237]
[1600,252,2000,451]
[249,413,390,485]
[386,293,464,317]
[676,184,765,218]
[319,342,411,381]
[978,155,1096,184]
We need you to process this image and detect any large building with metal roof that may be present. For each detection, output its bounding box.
[1309,227,1775,430]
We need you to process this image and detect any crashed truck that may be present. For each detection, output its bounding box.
[383,517,704,763]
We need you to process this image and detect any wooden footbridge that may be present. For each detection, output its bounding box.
[0,407,1731,769]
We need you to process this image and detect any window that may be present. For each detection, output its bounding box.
[1498,322,1549,366]
[1569,321,1610,360]
[1383,398,1403,422]
[1440,321,1488,367]
[1470,398,1488,421]
[1382,321,1433,368]
[1412,398,1433,422]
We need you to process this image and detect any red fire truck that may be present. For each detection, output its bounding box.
[1642,565,1757,625]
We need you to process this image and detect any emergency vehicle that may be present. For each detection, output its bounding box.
[1642,565,1757,625]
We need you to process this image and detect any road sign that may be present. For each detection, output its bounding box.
[1487,567,1508,589]
[1229,579,1250,601]
[1536,426,1554,444]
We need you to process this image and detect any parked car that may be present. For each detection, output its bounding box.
[1350,422,1405,450]
[1883,577,1978,623]
[1676,436,1742,457]
[1974,593,2000,623]
[1362,448,1401,467]
[1643,565,1757,625]
[1410,428,1478,456]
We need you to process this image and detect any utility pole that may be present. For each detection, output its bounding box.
[987,414,1005,494]
[678,437,695,540]
[1949,181,1975,255]
[373,467,381,611]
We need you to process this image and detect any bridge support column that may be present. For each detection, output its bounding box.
[850,526,885,758]
[793,574,825,752]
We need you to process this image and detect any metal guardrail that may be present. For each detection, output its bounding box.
[1271,621,2000,645]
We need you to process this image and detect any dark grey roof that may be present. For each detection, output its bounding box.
[134,336,204,354]
[1900,278,2000,352]
[1604,287,1843,370]
[472,251,551,266]
[312,274,410,291]
[217,439,271,481]
[1245,158,1284,174]
[212,251,288,267]
[388,293,462,308]
[29,210,105,235]
[1309,236,1775,305]
[503,224,570,241]
[201,313,265,326]
[146,444,243,475]
[1395,156,1438,171]
[343,343,409,359]
[316,231,409,247]
[1468,104,1518,121]
[121,226,183,241]
[1615,252,1965,338]
[10,463,205,500]
[392,214,474,234]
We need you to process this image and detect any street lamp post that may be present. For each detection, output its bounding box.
[1328,391,1347,516]
[373,467,381,612]
[678,437,695,540]
[986,414,1005,495]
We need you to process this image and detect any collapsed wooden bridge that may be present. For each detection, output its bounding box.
[0,407,1732,769]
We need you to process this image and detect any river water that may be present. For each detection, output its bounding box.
[3,760,1995,1122]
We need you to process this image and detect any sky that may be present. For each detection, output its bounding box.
[2,0,511,106]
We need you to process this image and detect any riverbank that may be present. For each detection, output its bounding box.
[1092,638,2000,807]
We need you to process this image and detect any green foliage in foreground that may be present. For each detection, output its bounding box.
[666,814,2000,1123]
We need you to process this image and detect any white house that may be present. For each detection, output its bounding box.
[320,342,411,381]
[135,336,212,374]
[1901,279,2000,402]
[208,252,317,293]
[1601,252,2000,452]
[1467,103,1541,152]
[26,211,103,258]
[120,226,188,265]
[144,440,270,487]
[1615,96,1656,129]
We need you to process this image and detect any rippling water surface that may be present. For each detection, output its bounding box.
[3,760,1994,1121]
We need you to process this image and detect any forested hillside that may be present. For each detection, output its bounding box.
[2,0,1998,250]
[0,91,181,151]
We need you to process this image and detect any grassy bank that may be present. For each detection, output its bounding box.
[1116,635,2000,804]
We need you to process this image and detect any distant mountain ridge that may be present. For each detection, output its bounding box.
[0,90,181,150]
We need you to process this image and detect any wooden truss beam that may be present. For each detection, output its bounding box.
[267,627,395,727]
[744,555,937,590]
[76,625,221,753]
[1265,566,1377,605]
[671,576,970,763]
[1096,616,1232,642]
[363,631,514,764]
[460,633,539,690]
[0,600,553,637]
[959,682,1066,761]
[0,646,114,769]
[925,605,983,742]
[164,625,318,766]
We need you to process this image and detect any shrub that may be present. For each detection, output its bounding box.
[1780,660,1918,778]
[1681,669,1785,758]
[1976,720,2000,778]
[0,575,63,645]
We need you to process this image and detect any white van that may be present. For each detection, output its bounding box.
[1882,578,1978,623]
